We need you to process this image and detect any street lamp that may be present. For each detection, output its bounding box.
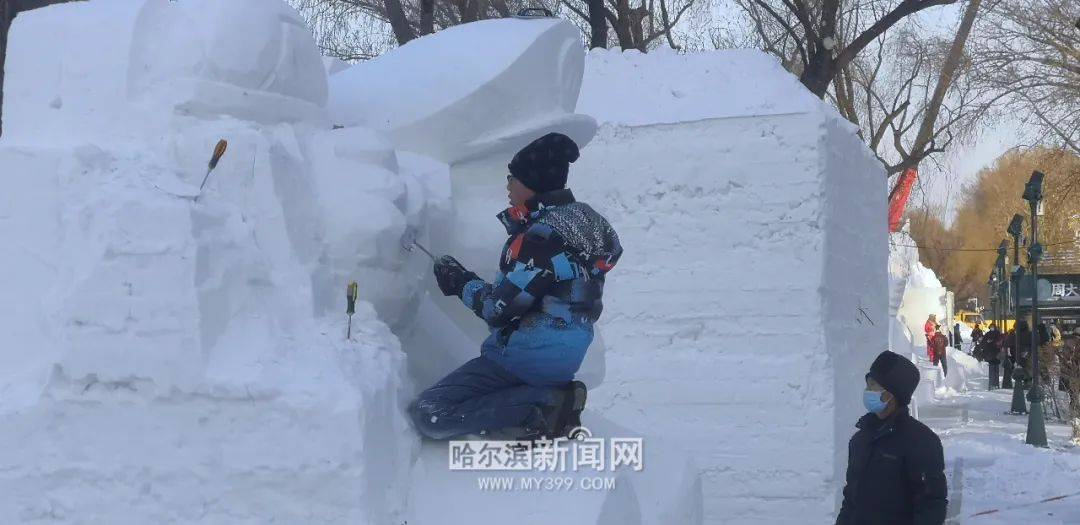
[988,271,1001,389]
[1007,216,1027,414]
[997,242,1013,389]
[1023,171,1048,447]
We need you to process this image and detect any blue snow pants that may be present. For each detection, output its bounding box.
[408,356,563,440]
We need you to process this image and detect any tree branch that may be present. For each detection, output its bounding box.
[834,0,958,72]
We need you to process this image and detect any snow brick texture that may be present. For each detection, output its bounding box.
[575,49,888,524]
[0,1,422,522]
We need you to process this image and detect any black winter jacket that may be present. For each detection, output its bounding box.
[836,407,947,525]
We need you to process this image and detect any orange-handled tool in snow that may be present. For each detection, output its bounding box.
[195,139,228,202]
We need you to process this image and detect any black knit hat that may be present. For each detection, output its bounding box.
[508,132,580,193]
[866,350,920,405]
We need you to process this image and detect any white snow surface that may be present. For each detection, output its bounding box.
[579,47,827,126]
[3,4,901,524]
[921,367,1080,524]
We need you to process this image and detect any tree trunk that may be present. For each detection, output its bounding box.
[629,4,647,52]
[1,1,15,139]
[586,0,607,49]
[799,48,834,98]
[420,0,434,35]
[909,0,981,156]
[612,0,635,50]
[383,0,417,45]
[461,0,481,23]
[658,0,678,50]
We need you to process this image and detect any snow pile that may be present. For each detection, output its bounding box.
[0,1,432,521]
[572,50,888,524]
[941,349,982,393]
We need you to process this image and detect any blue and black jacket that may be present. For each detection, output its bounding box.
[459,189,622,386]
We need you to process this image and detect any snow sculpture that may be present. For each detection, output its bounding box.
[327,17,596,164]
[128,0,328,123]
[0,1,420,522]
[890,224,948,353]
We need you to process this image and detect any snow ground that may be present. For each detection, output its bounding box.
[918,360,1080,524]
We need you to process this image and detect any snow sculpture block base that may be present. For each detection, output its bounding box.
[571,49,889,524]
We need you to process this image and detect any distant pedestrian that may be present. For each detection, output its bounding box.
[953,322,963,349]
[837,351,948,525]
[970,324,984,351]
[981,324,1004,388]
[930,329,949,377]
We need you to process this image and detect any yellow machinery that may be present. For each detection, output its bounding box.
[955,309,1014,331]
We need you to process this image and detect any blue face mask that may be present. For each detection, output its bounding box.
[863,390,889,414]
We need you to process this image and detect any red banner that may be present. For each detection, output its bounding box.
[888,168,918,233]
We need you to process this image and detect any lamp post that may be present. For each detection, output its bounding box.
[1007,215,1027,414]
[1023,171,1048,447]
[997,242,1013,389]
[988,271,1001,389]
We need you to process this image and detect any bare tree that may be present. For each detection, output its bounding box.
[561,0,697,51]
[973,0,1079,155]
[731,0,961,98]
[735,0,991,181]
[1058,334,1080,443]
[1,0,85,138]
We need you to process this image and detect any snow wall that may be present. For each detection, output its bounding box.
[569,49,889,524]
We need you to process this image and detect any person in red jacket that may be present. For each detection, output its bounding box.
[924,314,939,357]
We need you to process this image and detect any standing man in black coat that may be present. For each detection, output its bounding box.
[836,351,948,525]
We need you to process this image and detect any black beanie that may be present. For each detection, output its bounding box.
[508,133,580,193]
[866,351,920,405]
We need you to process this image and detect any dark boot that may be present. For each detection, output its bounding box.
[561,380,588,437]
[514,381,588,441]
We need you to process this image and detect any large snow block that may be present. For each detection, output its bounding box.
[571,50,888,524]
[327,18,597,164]
[1,2,429,522]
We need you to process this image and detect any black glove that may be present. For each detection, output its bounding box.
[433,255,480,297]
